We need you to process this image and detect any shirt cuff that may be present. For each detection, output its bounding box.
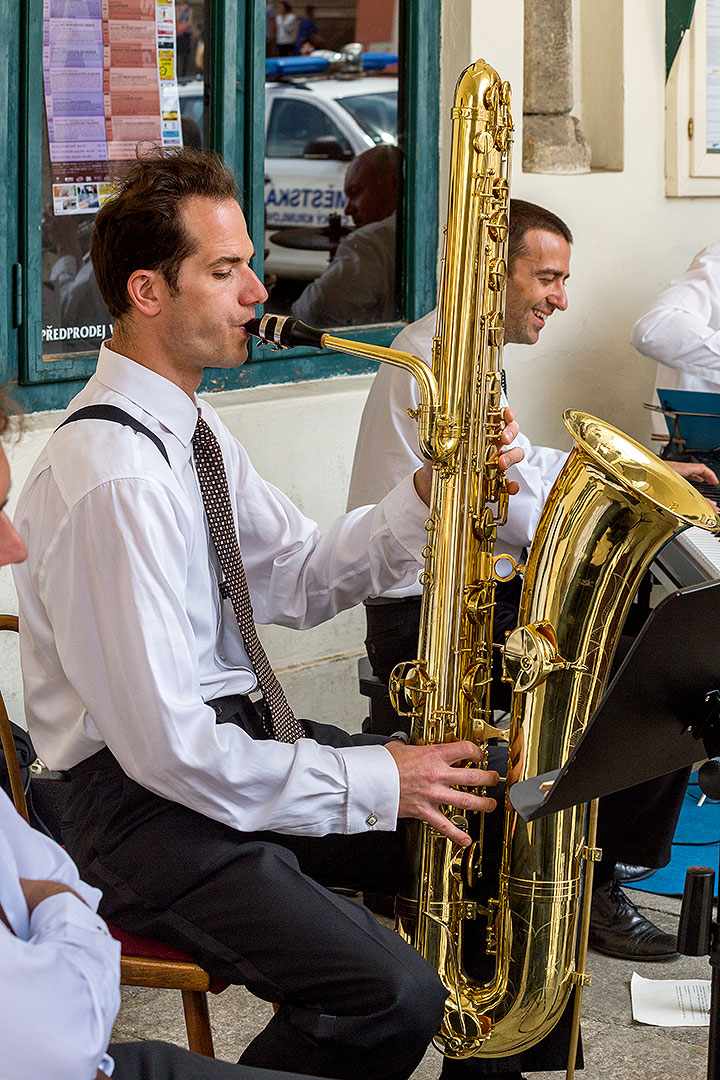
[378,472,429,560]
[30,891,117,953]
[340,742,399,832]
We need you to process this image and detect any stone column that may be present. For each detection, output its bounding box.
[523,0,591,174]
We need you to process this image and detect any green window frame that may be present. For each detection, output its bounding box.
[4,0,440,412]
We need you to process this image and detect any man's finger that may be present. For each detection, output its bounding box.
[443,767,500,791]
[498,446,524,470]
[501,420,520,444]
[434,740,484,763]
[423,801,497,846]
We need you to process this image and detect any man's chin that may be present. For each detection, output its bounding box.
[209,347,249,370]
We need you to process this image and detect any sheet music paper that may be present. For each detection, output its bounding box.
[631,972,711,1026]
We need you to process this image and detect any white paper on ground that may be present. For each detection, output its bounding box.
[630,972,710,1026]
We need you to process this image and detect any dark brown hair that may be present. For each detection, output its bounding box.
[90,147,240,320]
[508,199,573,269]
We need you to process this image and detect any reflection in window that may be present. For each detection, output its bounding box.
[263,0,402,327]
[41,0,209,360]
[339,92,398,145]
[266,99,352,158]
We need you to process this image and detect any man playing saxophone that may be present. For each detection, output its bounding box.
[12,145,526,1080]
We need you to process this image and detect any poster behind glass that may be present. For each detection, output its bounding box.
[41,0,208,359]
[264,0,402,327]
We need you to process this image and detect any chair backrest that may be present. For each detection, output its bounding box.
[0,616,29,822]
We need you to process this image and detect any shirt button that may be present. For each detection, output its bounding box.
[365,812,378,827]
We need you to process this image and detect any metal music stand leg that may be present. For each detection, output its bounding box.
[708,851,720,1079]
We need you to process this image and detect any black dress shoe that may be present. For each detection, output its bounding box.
[589,880,679,961]
[615,862,655,883]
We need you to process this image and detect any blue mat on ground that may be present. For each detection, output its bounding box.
[632,773,720,897]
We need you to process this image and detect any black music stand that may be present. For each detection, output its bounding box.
[509,578,720,824]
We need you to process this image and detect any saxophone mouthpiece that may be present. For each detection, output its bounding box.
[244,314,326,350]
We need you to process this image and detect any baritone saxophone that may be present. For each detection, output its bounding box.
[245,57,719,1074]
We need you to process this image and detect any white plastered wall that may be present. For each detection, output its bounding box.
[458,0,720,453]
[3,0,720,731]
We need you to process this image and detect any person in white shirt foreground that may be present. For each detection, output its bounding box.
[11,147,526,1080]
[632,241,720,445]
[0,391,338,1080]
[347,199,716,1078]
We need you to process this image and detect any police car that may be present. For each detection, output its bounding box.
[178,52,398,279]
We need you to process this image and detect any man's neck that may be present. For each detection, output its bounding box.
[109,328,200,400]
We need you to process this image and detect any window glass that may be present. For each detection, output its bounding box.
[339,91,398,145]
[40,0,209,363]
[264,1,402,327]
[265,98,351,158]
[20,0,440,400]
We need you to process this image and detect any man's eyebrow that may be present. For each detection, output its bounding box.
[536,267,570,279]
[208,253,256,268]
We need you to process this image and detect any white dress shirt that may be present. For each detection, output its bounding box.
[0,787,120,1080]
[292,214,398,327]
[13,344,430,837]
[631,243,720,440]
[347,309,568,596]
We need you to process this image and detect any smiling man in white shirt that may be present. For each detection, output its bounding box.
[12,147,528,1080]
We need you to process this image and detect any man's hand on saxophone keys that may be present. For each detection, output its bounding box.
[497,406,522,492]
[412,406,523,504]
[384,740,500,847]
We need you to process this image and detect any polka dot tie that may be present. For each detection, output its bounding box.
[192,416,305,743]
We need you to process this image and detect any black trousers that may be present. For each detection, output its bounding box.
[63,705,446,1080]
[109,1041,335,1080]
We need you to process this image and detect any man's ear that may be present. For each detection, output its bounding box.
[126,269,166,318]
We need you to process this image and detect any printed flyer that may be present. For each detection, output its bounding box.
[43,0,183,215]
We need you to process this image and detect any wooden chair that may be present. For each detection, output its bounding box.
[0,613,225,1057]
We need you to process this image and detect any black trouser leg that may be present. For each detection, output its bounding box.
[63,747,445,1080]
[596,764,692,870]
[109,1040,331,1080]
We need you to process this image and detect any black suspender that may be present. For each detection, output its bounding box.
[57,404,171,468]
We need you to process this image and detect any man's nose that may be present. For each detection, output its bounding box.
[548,282,568,311]
[244,268,268,307]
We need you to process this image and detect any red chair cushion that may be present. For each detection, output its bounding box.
[109,922,228,994]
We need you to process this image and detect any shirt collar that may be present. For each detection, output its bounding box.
[94,342,200,447]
